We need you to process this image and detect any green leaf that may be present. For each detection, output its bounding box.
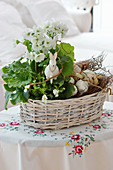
[2,66,9,74]
[54,75,64,87]
[59,83,75,99]
[4,84,16,92]
[60,56,74,76]
[16,40,20,45]
[58,43,75,61]
[8,74,31,88]
[2,58,32,88]
[23,39,32,52]
[9,58,29,73]
[5,91,12,110]
[38,57,49,67]
[10,88,29,105]
[30,60,35,72]
[90,137,95,142]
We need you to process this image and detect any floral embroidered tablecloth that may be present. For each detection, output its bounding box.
[0,102,113,159]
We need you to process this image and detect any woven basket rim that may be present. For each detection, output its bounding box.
[20,90,106,130]
[26,90,104,104]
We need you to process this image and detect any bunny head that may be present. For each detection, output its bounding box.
[49,52,57,71]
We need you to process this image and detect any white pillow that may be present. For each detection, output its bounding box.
[67,9,92,32]
[0,2,26,67]
[0,0,35,28]
[0,1,23,25]
[23,0,80,37]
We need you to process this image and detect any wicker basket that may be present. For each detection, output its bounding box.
[20,91,106,130]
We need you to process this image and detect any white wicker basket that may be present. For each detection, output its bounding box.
[20,91,106,130]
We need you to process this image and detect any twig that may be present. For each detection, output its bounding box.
[81,72,106,93]
[57,40,72,54]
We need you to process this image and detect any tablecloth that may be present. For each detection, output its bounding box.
[0,101,113,170]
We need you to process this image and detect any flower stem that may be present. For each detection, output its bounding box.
[35,62,37,73]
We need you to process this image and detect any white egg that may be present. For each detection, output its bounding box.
[76,80,88,93]
[69,77,75,84]
[72,85,78,96]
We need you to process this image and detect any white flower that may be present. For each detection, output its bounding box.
[35,53,46,62]
[57,34,62,41]
[24,85,30,93]
[20,58,27,63]
[51,37,57,49]
[33,26,44,36]
[43,20,68,38]
[13,91,16,94]
[44,37,53,49]
[42,94,48,103]
[32,43,42,52]
[25,51,36,61]
[22,28,32,41]
[53,89,59,97]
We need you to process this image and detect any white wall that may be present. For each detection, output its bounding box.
[93,0,113,33]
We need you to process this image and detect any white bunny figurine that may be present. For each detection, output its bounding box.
[45,52,59,84]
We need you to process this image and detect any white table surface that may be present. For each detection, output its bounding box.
[0,101,113,170]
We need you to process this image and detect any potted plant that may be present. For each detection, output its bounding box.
[2,21,112,130]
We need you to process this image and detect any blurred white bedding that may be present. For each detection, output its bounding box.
[0,0,80,67]
[0,0,113,110]
[0,1,26,67]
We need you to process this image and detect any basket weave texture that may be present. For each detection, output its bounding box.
[20,91,106,130]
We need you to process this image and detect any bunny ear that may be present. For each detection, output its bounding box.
[54,52,57,59]
[50,53,53,60]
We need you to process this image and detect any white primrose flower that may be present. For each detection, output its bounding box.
[56,34,62,41]
[35,53,46,62]
[13,91,16,94]
[43,20,68,38]
[20,58,27,63]
[24,85,30,93]
[23,28,32,41]
[44,36,57,50]
[32,43,41,52]
[44,37,53,49]
[41,45,48,54]
[51,36,58,49]
[25,51,36,61]
[32,42,42,52]
[42,94,48,103]
[53,89,59,97]
[33,25,44,35]
[32,34,45,45]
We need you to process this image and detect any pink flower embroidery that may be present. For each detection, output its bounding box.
[75,145,83,154]
[71,134,80,141]
[9,122,20,126]
[0,123,5,127]
[102,113,111,116]
[34,130,44,134]
[93,125,101,129]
